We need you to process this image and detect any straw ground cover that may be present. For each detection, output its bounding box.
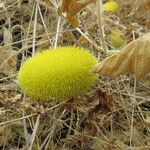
[0,0,150,149]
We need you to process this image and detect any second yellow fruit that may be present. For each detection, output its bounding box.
[103,1,119,13]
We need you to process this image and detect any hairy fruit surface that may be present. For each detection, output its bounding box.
[110,29,126,48]
[103,1,119,13]
[18,47,97,101]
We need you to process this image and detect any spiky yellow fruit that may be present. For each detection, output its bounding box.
[110,29,126,48]
[18,47,97,101]
[103,1,119,13]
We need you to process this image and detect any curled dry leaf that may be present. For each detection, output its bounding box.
[58,0,96,27]
[93,33,150,80]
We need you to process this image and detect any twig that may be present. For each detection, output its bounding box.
[26,1,36,42]
[0,29,77,49]
[0,73,17,82]
[0,113,37,126]
[0,100,66,127]
[44,109,66,150]
[76,28,103,52]
[129,77,136,148]
[32,2,38,56]
[37,3,51,43]
[28,114,41,150]
[0,40,49,70]
[47,100,67,111]
[54,16,61,48]
[22,110,29,144]
[97,0,107,54]
[37,0,103,51]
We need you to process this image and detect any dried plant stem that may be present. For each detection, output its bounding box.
[67,109,74,136]
[22,110,28,144]
[0,2,18,13]
[0,114,37,126]
[0,101,66,127]
[129,77,136,148]
[130,104,135,148]
[0,73,17,82]
[37,3,51,43]
[39,126,56,149]
[40,109,65,149]
[62,109,74,148]
[43,0,103,51]
[76,28,103,52]
[47,100,67,111]
[32,2,38,56]
[44,109,66,150]
[43,122,58,150]
[25,1,36,41]
[28,114,41,150]
[0,29,77,49]
[54,16,61,48]
[97,0,107,54]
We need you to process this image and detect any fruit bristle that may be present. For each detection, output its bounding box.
[103,1,119,13]
[18,47,97,101]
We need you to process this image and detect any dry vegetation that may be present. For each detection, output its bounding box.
[0,0,150,149]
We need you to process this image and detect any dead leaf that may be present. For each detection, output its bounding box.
[66,14,80,27]
[78,35,88,45]
[93,33,150,80]
[82,88,113,126]
[58,0,96,27]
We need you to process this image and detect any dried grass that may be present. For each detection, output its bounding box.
[0,0,150,149]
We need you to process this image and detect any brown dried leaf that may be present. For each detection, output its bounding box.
[58,0,96,27]
[66,14,80,27]
[83,89,113,125]
[93,33,150,80]
[78,35,88,45]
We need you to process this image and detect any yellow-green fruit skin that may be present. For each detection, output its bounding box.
[110,29,126,49]
[18,47,97,101]
[103,1,119,13]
